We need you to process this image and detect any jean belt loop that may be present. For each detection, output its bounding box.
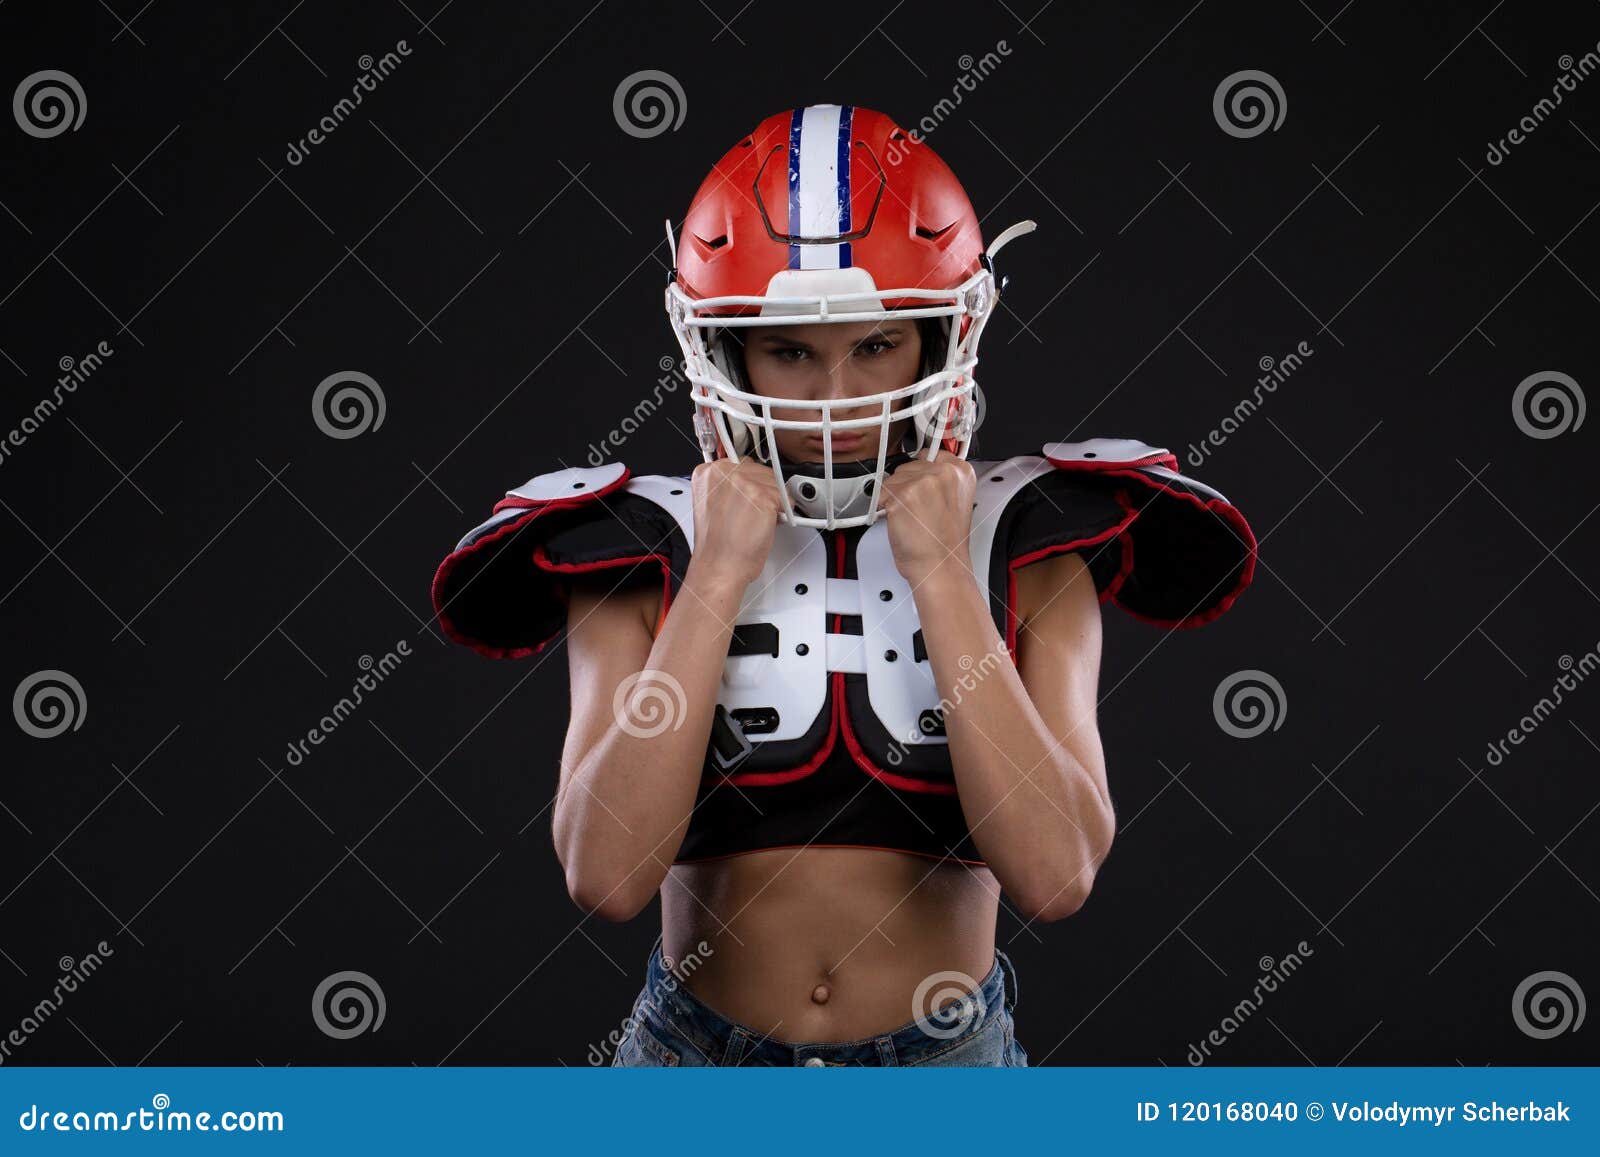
[996,948,1019,1013]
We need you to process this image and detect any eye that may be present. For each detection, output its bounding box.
[771,346,810,363]
[856,338,897,357]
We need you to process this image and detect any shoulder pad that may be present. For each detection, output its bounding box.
[1041,438,1178,471]
[987,439,1255,632]
[432,463,693,658]
[494,462,630,512]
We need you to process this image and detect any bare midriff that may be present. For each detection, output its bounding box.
[662,846,999,1044]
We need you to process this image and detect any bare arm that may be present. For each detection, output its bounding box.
[553,458,783,921]
[911,549,1115,922]
[878,452,1116,921]
[553,563,746,921]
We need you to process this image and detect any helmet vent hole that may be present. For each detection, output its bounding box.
[798,482,817,500]
[914,222,954,242]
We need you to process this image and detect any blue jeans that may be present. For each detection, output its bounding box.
[610,939,1028,1067]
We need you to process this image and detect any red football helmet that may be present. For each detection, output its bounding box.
[665,103,1035,528]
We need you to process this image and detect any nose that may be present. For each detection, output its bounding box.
[818,361,879,421]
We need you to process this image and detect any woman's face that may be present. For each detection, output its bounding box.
[737,318,923,463]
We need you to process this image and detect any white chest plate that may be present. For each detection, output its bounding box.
[683,454,1054,748]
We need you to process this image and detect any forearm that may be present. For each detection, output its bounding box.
[555,560,745,912]
[910,560,1114,917]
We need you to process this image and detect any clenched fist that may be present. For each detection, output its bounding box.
[878,449,977,587]
[689,457,786,590]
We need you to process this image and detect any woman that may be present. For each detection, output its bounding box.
[431,105,1255,1066]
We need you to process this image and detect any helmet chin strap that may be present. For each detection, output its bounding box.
[773,448,914,524]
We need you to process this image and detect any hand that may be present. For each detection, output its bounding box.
[878,449,977,587]
[689,457,785,590]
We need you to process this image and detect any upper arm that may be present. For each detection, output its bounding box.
[1013,551,1107,792]
[558,580,659,794]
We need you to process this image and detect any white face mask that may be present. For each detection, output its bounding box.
[665,221,1033,530]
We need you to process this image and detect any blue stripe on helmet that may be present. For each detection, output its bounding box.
[787,107,803,270]
[837,105,853,268]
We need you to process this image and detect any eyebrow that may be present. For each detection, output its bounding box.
[756,324,908,347]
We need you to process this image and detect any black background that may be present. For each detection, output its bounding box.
[1,0,1596,1066]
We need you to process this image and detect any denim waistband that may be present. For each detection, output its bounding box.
[631,939,1018,1066]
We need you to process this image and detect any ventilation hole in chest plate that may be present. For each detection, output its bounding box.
[727,622,779,657]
